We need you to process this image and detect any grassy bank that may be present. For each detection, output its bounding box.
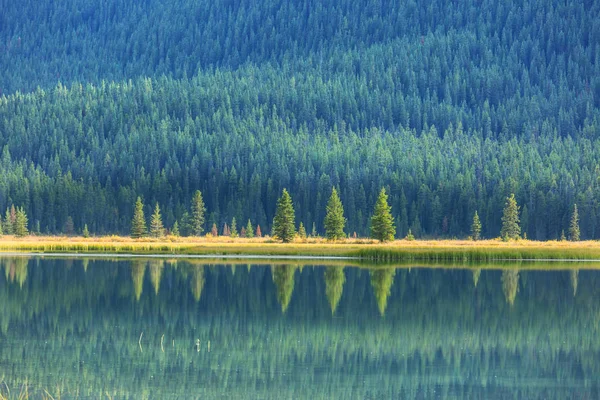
[1,235,600,261]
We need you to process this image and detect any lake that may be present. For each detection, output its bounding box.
[0,256,598,399]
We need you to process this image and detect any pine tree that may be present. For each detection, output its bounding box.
[273,189,296,242]
[4,207,13,235]
[500,194,520,240]
[256,225,262,237]
[324,187,346,240]
[471,211,482,240]
[311,222,317,237]
[569,204,580,241]
[246,220,254,238]
[191,190,206,236]
[14,207,28,237]
[230,218,238,237]
[211,223,218,236]
[298,222,307,239]
[82,224,90,238]
[560,230,566,241]
[131,197,147,238]
[171,221,180,236]
[370,188,396,242]
[150,202,165,238]
[64,216,75,235]
[180,212,192,236]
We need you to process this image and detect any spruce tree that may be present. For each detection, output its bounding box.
[298,222,307,239]
[131,197,147,238]
[311,222,317,237]
[171,221,180,236]
[569,204,580,241]
[471,211,482,240]
[273,189,296,242]
[245,220,254,238]
[14,207,28,237]
[500,194,520,240]
[191,190,206,236]
[4,207,13,235]
[230,218,238,237]
[324,187,346,240]
[370,188,395,242]
[150,202,165,238]
[82,224,90,238]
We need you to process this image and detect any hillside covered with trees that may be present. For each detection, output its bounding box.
[0,0,599,238]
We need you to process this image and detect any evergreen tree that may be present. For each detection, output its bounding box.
[298,222,307,239]
[471,211,482,240]
[64,216,75,235]
[131,197,147,238]
[0,217,3,235]
[180,212,192,236]
[560,230,567,241]
[230,218,238,237]
[256,225,262,237]
[273,189,296,242]
[171,221,180,236]
[240,227,246,237]
[370,188,396,242]
[569,204,580,241]
[82,224,90,238]
[3,208,12,235]
[405,229,415,241]
[150,203,165,238]
[211,223,218,236]
[191,190,206,236]
[500,194,520,240]
[245,220,254,238]
[14,207,28,237]
[324,187,346,240]
[311,222,317,237]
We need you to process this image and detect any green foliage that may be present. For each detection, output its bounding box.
[191,190,206,236]
[82,224,90,238]
[14,207,28,237]
[273,189,296,243]
[298,222,307,239]
[271,264,297,312]
[371,188,395,242]
[570,204,580,241]
[324,266,345,314]
[171,221,180,237]
[405,229,415,241]
[150,203,165,238]
[245,220,254,238]
[230,218,238,238]
[471,211,482,241]
[130,197,147,239]
[500,194,520,240]
[324,187,346,240]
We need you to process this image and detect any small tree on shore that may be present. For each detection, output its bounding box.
[211,223,218,236]
[298,222,307,239]
[191,190,206,236]
[230,218,238,237]
[131,197,147,238]
[471,211,482,240]
[569,204,580,241]
[371,188,395,242]
[171,221,180,236]
[150,202,165,238]
[246,220,254,238]
[82,224,90,238]
[14,207,28,237]
[500,194,520,240]
[273,189,296,242]
[256,225,262,237]
[324,187,346,240]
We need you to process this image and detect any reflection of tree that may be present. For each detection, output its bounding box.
[149,260,164,295]
[82,258,89,272]
[272,265,297,312]
[370,268,396,316]
[570,269,579,297]
[2,258,29,288]
[325,267,345,314]
[190,266,205,302]
[472,269,481,288]
[501,269,519,306]
[131,261,146,301]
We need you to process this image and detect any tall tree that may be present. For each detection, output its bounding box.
[150,202,165,238]
[500,194,520,240]
[131,197,147,238]
[371,188,395,242]
[569,204,580,241]
[273,189,296,242]
[14,207,28,237]
[191,190,206,236]
[471,211,482,240]
[324,187,346,240]
[171,221,180,237]
[245,220,254,238]
[230,217,238,238]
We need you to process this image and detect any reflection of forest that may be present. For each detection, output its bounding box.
[1,258,599,398]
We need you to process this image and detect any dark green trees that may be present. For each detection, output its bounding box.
[191,190,206,236]
[371,188,395,242]
[500,194,520,240]
[273,189,296,243]
[131,197,147,238]
[569,204,580,241]
[324,188,346,240]
[471,211,482,241]
[150,203,165,238]
[14,207,28,237]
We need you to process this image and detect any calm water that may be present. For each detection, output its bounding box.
[0,257,599,399]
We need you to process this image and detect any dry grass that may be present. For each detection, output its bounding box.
[0,235,600,261]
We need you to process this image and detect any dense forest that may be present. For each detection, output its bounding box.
[0,0,599,238]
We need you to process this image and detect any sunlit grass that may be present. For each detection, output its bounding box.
[0,235,600,261]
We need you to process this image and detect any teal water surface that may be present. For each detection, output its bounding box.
[0,257,598,399]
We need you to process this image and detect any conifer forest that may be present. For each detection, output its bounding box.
[1,0,600,239]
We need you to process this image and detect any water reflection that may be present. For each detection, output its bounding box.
[0,257,599,399]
